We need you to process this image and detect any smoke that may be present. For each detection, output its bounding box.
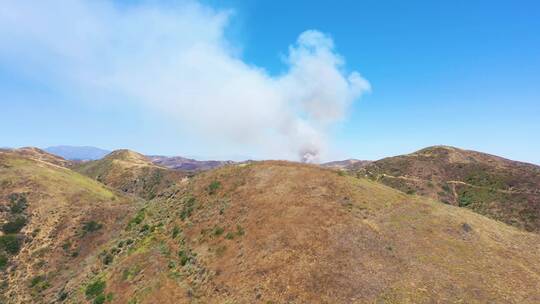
[0,0,370,162]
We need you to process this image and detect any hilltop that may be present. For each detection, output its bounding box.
[10,147,72,167]
[74,149,186,199]
[352,145,540,232]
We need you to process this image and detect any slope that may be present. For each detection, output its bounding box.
[0,149,139,303]
[74,150,185,199]
[61,161,540,303]
[353,146,540,232]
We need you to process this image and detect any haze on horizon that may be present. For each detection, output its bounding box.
[1,0,539,164]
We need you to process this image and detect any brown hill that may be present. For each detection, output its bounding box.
[11,147,72,167]
[353,146,540,232]
[0,149,138,303]
[59,161,540,303]
[74,150,186,199]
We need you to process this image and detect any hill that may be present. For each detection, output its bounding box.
[321,159,371,169]
[0,149,138,303]
[74,150,185,199]
[352,146,540,232]
[45,146,111,161]
[148,155,234,172]
[59,161,540,303]
[12,147,72,167]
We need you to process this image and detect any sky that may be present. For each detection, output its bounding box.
[1,0,539,163]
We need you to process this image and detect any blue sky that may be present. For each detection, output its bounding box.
[1,0,539,163]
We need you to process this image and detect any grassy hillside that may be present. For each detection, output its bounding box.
[0,150,139,303]
[353,146,540,232]
[74,150,185,200]
[60,161,540,303]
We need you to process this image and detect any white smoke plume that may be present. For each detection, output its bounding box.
[0,0,370,162]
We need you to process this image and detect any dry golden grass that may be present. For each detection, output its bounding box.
[67,161,540,304]
[0,150,139,303]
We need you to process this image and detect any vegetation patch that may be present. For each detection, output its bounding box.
[85,278,107,302]
[171,226,181,238]
[1,216,27,234]
[207,181,221,195]
[122,265,141,281]
[180,197,196,220]
[0,234,21,254]
[236,224,245,236]
[8,193,27,214]
[128,209,146,228]
[0,254,7,269]
[178,249,194,266]
[213,226,224,237]
[29,275,50,292]
[82,220,103,236]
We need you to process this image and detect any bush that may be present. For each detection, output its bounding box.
[30,275,44,287]
[180,197,196,220]
[82,221,103,235]
[207,181,221,195]
[0,254,7,269]
[213,226,224,236]
[236,224,245,236]
[128,210,145,228]
[178,250,192,266]
[30,275,50,291]
[8,193,27,214]
[172,226,181,238]
[2,216,27,234]
[94,294,106,304]
[0,235,21,254]
[225,232,235,240]
[85,279,106,300]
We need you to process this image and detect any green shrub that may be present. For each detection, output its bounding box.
[93,294,106,304]
[140,224,150,233]
[30,275,44,287]
[172,226,181,238]
[180,197,196,220]
[406,189,416,195]
[225,232,235,240]
[102,253,113,265]
[213,226,224,236]
[458,192,473,207]
[178,250,192,266]
[8,193,27,214]
[82,221,103,235]
[1,216,27,234]
[85,279,106,300]
[29,275,50,291]
[0,235,21,254]
[128,210,145,228]
[0,254,7,269]
[236,224,245,236]
[207,181,221,195]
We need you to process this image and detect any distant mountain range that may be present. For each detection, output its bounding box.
[321,159,371,169]
[147,155,235,171]
[44,145,111,161]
